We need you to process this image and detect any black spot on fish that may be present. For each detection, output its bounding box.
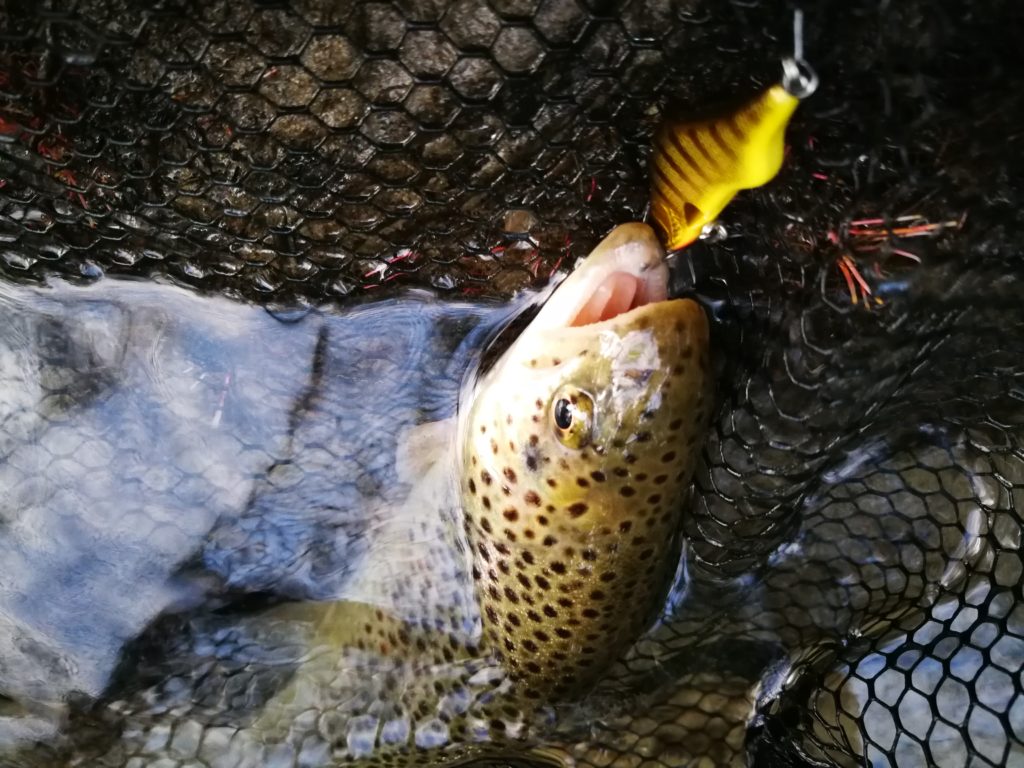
[525,448,539,471]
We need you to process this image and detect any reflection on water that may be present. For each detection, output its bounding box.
[0,278,502,760]
[0,278,1021,767]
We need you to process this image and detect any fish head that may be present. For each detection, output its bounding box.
[461,223,712,700]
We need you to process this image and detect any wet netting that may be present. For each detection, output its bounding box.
[1,1,1023,766]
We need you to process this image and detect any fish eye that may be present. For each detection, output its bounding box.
[551,388,594,449]
[554,399,573,429]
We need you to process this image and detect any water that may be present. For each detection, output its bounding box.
[0,278,506,763]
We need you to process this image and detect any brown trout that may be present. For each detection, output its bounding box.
[30,222,709,767]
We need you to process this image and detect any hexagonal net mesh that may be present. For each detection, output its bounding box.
[1,0,1022,766]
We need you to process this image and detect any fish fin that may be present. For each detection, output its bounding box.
[395,417,455,485]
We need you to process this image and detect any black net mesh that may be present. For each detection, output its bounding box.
[2,0,1023,766]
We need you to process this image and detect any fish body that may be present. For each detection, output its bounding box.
[0,224,712,766]
[462,223,712,700]
[250,222,713,759]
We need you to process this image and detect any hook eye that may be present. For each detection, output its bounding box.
[782,56,819,99]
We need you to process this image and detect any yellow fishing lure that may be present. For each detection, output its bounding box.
[650,58,817,250]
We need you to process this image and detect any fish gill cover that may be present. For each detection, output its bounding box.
[0,1,1023,767]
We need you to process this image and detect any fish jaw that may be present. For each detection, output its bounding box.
[460,224,712,701]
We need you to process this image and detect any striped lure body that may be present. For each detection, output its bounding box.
[650,84,801,251]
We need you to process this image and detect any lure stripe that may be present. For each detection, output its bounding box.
[709,123,739,162]
[663,130,709,183]
[652,142,698,197]
[651,165,684,202]
[688,129,722,173]
[724,114,746,142]
[651,165,689,209]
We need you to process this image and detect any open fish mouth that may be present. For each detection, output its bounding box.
[569,268,667,327]
[528,223,673,335]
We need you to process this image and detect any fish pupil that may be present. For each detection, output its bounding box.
[554,399,573,429]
